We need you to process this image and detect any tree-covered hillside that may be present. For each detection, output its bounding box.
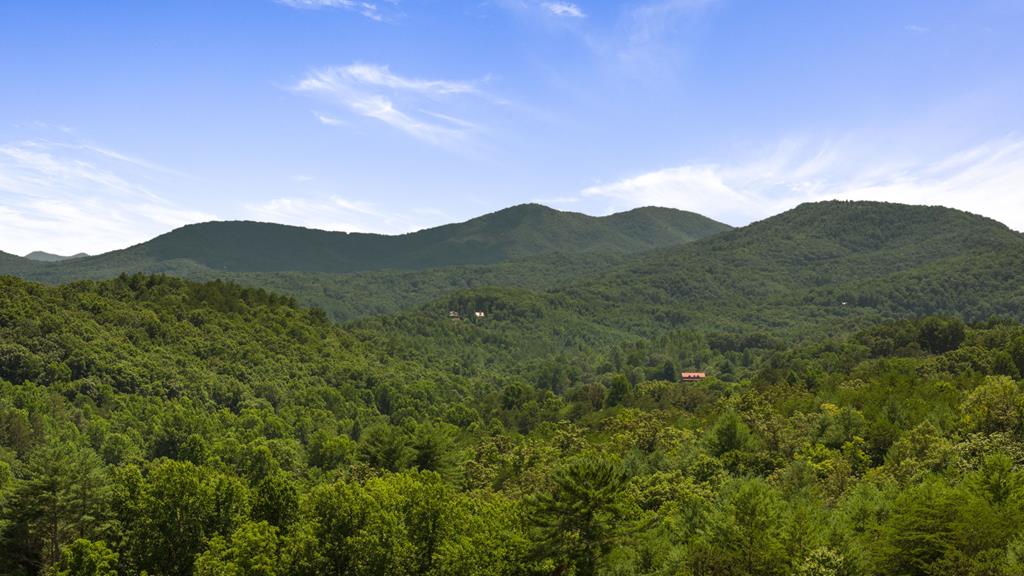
[0,205,729,322]
[223,251,635,321]
[340,201,1024,385]
[434,202,1023,332]
[3,275,1024,575]
[11,201,1018,332]
[5,204,729,277]
[578,200,1024,326]
[0,252,33,274]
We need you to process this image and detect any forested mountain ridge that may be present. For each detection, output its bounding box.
[6,201,1021,331]
[357,201,1024,375]
[3,204,730,277]
[3,274,1024,575]
[0,205,729,322]
[501,201,1024,330]
[568,200,1024,327]
[0,251,25,267]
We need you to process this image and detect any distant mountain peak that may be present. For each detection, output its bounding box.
[24,251,90,262]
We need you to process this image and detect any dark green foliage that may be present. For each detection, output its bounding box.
[8,201,1024,334]
[252,474,299,529]
[1,443,110,574]
[527,456,629,576]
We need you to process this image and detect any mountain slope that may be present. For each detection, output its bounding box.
[363,201,1024,372]
[0,204,729,320]
[0,250,41,275]
[576,200,1024,329]
[0,250,24,266]
[142,203,729,272]
[12,204,729,278]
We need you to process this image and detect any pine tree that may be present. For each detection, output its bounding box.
[527,456,629,576]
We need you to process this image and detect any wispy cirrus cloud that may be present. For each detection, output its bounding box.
[613,0,716,69]
[293,64,490,146]
[314,112,347,126]
[497,0,586,20]
[335,64,478,95]
[581,137,1024,231]
[274,0,395,22]
[0,137,215,255]
[543,2,586,18]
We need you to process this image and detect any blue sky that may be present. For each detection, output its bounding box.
[1,0,1023,254]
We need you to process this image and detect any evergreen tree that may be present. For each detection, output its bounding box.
[527,456,629,576]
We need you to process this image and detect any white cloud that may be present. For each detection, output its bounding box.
[245,196,373,232]
[274,0,392,22]
[0,138,215,255]
[338,63,477,95]
[582,165,760,221]
[543,2,585,18]
[905,24,929,34]
[581,137,1024,231]
[314,112,347,126]
[245,194,440,234]
[418,110,481,130]
[496,0,587,22]
[294,64,488,146]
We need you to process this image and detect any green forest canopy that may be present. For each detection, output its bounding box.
[2,271,1024,575]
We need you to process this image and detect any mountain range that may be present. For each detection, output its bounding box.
[0,204,730,319]
[348,200,1024,373]
[1,204,728,276]
[2,200,1021,335]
